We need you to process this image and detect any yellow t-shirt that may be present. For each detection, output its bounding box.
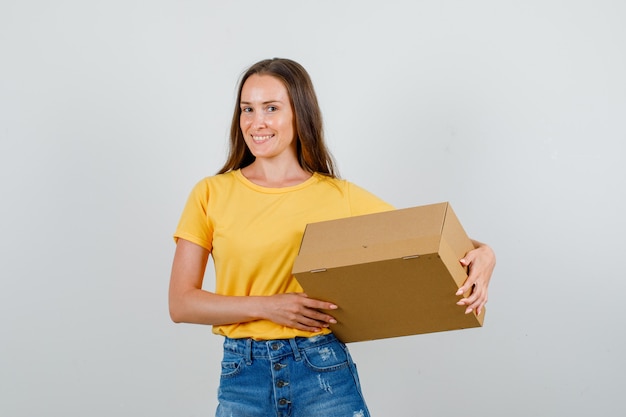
[173,169,394,340]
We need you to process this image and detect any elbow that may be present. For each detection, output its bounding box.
[168,298,186,324]
[169,311,183,324]
[169,309,181,324]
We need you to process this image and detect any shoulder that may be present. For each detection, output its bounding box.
[312,173,347,187]
[341,178,396,214]
[312,174,395,214]
[190,171,238,192]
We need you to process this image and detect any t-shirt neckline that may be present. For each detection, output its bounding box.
[233,169,320,193]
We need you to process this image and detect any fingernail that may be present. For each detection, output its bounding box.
[329,304,338,310]
[329,319,337,324]
[465,307,473,314]
[456,289,463,295]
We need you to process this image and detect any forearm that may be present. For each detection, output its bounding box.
[169,288,266,326]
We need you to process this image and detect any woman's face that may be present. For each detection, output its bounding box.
[239,74,297,162]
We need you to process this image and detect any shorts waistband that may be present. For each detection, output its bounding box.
[222,333,341,363]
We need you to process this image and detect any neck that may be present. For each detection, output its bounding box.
[241,160,312,188]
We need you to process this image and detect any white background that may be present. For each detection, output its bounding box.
[1,1,625,416]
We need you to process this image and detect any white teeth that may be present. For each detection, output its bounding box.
[252,135,273,142]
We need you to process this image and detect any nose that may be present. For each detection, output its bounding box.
[251,111,266,129]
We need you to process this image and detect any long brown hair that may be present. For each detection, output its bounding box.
[217,58,337,177]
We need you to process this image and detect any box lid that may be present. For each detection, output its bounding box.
[293,202,459,274]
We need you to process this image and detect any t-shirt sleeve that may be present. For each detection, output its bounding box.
[173,178,214,251]
[346,181,396,216]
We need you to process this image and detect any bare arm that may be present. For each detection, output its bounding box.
[168,239,337,332]
[455,239,496,315]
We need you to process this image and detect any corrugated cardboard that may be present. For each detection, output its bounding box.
[293,202,485,343]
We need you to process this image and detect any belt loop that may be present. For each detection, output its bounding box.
[245,338,253,365]
[289,338,301,361]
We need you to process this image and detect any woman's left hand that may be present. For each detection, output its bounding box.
[455,240,496,315]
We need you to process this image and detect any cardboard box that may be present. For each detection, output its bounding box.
[293,202,485,343]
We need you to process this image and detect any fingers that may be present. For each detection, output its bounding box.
[294,313,336,332]
[297,296,338,330]
[300,293,338,312]
[455,246,493,315]
[456,281,488,315]
[455,253,476,294]
[456,274,488,314]
[270,293,338,332]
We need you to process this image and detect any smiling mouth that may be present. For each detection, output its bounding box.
[252,134,274,143]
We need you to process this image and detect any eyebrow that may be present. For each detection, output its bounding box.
[240,99,284,105]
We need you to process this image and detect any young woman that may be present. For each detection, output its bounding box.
[169,58,495,417]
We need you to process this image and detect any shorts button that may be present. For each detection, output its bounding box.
[278,398,289,406]
[271,343,280,351]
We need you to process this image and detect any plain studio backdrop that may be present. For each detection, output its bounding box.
[1,1,624,416]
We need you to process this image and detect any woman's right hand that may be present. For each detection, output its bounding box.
[261,293,338,333]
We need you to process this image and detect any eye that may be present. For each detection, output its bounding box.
[241,106,253,113]
[267,105,277,112]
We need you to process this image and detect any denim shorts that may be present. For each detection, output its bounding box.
[215,333,370,417]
